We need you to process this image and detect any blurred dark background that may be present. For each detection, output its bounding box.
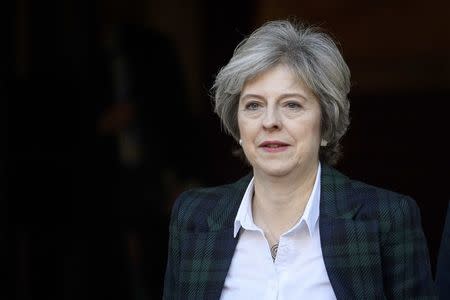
[6,0,449,299]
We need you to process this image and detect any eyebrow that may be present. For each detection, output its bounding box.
[240,93,308,102]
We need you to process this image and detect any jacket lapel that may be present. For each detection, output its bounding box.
[183,174,251,299]
[320,165,385,299]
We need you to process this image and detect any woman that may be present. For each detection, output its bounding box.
[163,20,437,299]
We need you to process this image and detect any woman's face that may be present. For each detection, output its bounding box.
[238,64,322,178]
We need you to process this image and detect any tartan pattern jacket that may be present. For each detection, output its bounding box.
[163,164,438,299]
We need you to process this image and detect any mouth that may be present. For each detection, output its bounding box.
[259,141,290,152]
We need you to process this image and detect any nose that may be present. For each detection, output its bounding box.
[262,106,281,130]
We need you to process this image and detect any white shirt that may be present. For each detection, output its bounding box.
[220,164,336,300]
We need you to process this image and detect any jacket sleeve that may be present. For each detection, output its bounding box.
[381,196,438,298]
[163,192,183,300]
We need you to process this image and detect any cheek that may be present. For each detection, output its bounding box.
[293,118,322,144]
[238,118,257,139]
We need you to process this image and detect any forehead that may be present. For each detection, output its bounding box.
[241,64,313,97]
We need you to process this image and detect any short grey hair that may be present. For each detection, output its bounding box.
[212,19,351,165]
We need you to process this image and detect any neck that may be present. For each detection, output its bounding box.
[252,161,319,237]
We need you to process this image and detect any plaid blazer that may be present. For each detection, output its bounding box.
[163,164,437,299]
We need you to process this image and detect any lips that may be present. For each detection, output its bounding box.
[259,140,289,147]
[259,140,289,152]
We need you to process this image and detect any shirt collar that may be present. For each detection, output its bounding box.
[233,176,257,237]
[233,163,321,238]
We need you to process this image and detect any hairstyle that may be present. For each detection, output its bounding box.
[211,19,351,165]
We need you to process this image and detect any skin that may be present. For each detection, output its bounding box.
[237,63,323,238]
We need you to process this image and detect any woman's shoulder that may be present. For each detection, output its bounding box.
[349,177,412,202]
[168,173,253,231]
[349,177,420,219]
[325,164,421,220]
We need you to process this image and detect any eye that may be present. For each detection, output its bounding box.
[245,102,261,111]
[284,101,302,110]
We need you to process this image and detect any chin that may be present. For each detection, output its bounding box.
[265,170,291,177]
[258,164,294,177]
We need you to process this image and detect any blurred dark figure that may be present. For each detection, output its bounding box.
[436,201,450,299]
[89,23,195,299]
[10,22,195,300]
[97,23,194,217]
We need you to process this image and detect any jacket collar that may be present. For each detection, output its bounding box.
[320,164,363,220]
[205,164,360,229]
[206,173,252,232]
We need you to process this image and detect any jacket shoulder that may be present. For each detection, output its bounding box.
[169,173,252,232]
[345,174,421,225]
[325,165,420,221]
